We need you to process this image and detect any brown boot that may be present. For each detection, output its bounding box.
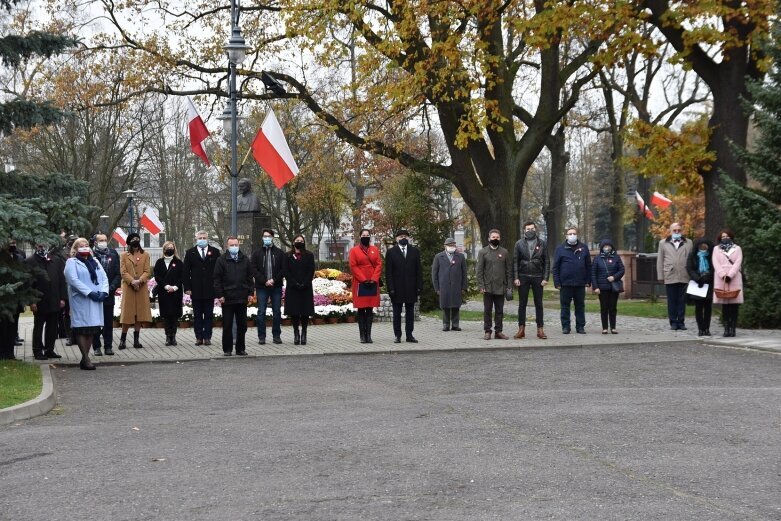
[483,331,492,340]
[513,325,525,339]
[537,327,547,339]
[494,332,509,340]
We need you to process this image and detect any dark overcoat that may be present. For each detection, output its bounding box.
[213,252,254,305]
[385,244,423,304]
[94,248,121,305]
[182,245,221,300]
[25,254,67,314]
[154,257,184,318]
[431,251,467,309]
[283,250,315,317]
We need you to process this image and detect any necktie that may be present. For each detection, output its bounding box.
[402,247,406,258]
[201,248,206,259]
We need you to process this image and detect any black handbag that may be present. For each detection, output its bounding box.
[610,280,624,293]
[358,281,378,297]
[505,287,514,301]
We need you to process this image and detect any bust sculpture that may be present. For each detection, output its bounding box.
[236,178,261,213]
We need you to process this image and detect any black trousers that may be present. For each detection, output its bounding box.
[192,298,214,340]
[221,303,247,353]
[0,317,16,359]
[694,299,712,331]
[93,300,115,349]
[518,276,544,326]
[162,315,179,337]
[392,302,415,338]
[483,293,505,332]
[665,282,688,328]
[32,311,60,353]
[598,290,620,330]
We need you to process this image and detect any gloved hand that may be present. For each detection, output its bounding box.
[698,282,704,288]
[88,291,102,302]
[725,276,732,283]
[99,292,109,301]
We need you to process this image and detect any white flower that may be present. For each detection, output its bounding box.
[246,307,257,318]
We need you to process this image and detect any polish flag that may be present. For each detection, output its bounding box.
[139,208,164,235]
[112,227,127,247]
[650,191,672,209]
[186,97,211,167]
[635,191,654,220]
[251,109,299,189]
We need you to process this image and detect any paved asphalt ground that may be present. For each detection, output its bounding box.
[2,342,780,520]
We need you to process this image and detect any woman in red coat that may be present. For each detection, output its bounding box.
[349,228,382,343]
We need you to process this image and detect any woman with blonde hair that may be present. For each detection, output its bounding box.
[119,232,152,348]
[154,240,184,345]
[63,237,109,370]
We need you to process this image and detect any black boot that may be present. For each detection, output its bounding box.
[171,334,177,346]
[293,324,301,345]
[133,331,143,348]
[301,320,308,345]
[358,313,366,343]
[118,332,127,350]
[165,334,172,346]
[365,312,374,344]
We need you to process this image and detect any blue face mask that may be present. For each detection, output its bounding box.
[196,239,208,248]
[672,233,682,241]
[228,246,239,255]
[263,237,273,247]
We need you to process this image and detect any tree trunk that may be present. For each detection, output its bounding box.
[609,132,626,250]
[544,128,568,249]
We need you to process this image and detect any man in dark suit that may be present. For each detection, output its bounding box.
[26,243,67,360]
[385,229,423,343]
[183,230,221,346]
[92,234,121,355]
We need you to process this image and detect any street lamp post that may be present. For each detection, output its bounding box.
[99,214,109,234]
[222,0,250,237]
[123,189,137,234]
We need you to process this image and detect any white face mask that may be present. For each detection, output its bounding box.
[445,246,456,254]
[96,242,108,250]
[566,234,577,244]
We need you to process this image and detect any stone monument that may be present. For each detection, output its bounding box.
[232,178,270,255]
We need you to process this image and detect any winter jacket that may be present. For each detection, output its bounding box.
[512,237,549,280]
[686,238,715,299]
[251,245,285,288]
[476,245,512,295]
[213,251,255,305]
[590,240,625,292]
[553,241,592,287]
[656,236,693,284]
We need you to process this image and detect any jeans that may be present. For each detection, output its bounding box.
[598,290,619,330]
[192,298,214,340]
[482,293,505,332]
[92,301,115,349]
[33,311,59,353]
[392,302,415,338]
[442,308,461,329]
[665,283,688,328]
[222,303,247,353]
[559,285,586,331]
[518,276,544,326]
[256,286,282,339]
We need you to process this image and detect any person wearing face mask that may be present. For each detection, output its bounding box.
[63,238,109,370]
[154,241,184,346]
[385,229,423,343]
[250,229,285,345]
[349,228,382,343]
[431,237,468,332]
[213,236,255,355]
[712,229,744,337]
[283,234,315,345]
[686,238,714,337]
[590,239,625,334]
[552,227,592,334]
[183,231,221,346]
[25,243,67,360]
[91,233,121,356]
[476,229,512,340]
[512,220,550,340]
[656,222,693,331]
[119,232,153,349]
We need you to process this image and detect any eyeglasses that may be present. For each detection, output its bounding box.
[671,229,681,232]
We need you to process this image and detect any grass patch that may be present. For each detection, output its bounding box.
[0,360,42,409]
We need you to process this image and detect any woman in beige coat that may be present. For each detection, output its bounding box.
[119,232,152,348]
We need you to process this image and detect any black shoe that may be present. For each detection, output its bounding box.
[224,351,233,356]
[259,338,266,345]
[273,337,282,344]
[678,325,687,331]
[133,343,144,349]
[104,347,114,355]
[15,338,23,346]
[164,336,172,346]
[406,336,418,343]
[236,350,248,356]
[93,348,103,356]
[65,338,73,346]
[451,327,462,331]
[44,351,62,359]
[33,352,48,361]
[697,329,704,336]
[576,328,586,334]
[703,330,711,337]
[562,328,571,334]
[394,337,401,343]
[80,360,96,370]
[171,337,177,346]
[442,327,450,331]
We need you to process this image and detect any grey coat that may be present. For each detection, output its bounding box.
[431,251,468,308]
[476,245,512,295]
[656,236,693,284]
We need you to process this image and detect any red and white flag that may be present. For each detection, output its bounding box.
[251,108,299,189]
[650,191,672,209]
[139,208,164,235]
[186,97,211,167]
[635,191,654,220]
[112,227,127,247]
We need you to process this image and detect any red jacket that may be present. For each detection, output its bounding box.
[349,245,382,308]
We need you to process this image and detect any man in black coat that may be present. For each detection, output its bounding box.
[26,243,67,360]
[213,236,254,356]
[91,234,121,355]
[385,229,423,343]
[183,230,221,346]
[250,228,285,344]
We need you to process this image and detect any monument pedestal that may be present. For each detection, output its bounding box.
[235,212,271,255]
